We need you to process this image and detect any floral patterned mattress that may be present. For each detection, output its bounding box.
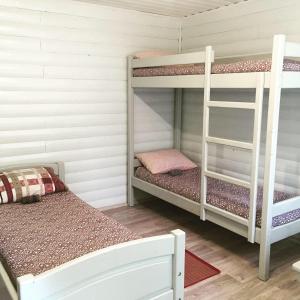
[133,58,300,77]
[0,191,139,285]
[135,167,300,228]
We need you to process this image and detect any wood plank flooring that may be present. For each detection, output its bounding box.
[104,199,300,300]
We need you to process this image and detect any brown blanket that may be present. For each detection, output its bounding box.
[0,191,139,285]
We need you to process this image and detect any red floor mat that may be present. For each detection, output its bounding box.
[185,250,220,288]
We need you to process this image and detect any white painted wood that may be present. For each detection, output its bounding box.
[182,0,300,57]
[172,229,185,300]
[206,136,253,150]
[208,101,256,110]
[204,203,248,226]
[0,0,179,208]
[200,46,213,221]
[270,218,300,244]
[174,89,182,150]
[210,73,258,88]
[204,170,250,189]
[248,73,264,243]
[0,0,179,27]
[14,229,185,300]
[127,56,135,207]
[181,88,300,196]
[132,72,300,89]
[259,35,286,281]
[272,196,300,217]
[285,42,300,57]
[75,0,245,17]
[293,261,300,273]
[132,51,206,68]
[132,75,205,88]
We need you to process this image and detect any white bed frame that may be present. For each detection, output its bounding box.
[127,34,300,281]
[293,261,300,273]
[0,162,185,300]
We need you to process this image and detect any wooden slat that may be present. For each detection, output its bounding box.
[132,75,205,88]
[204,170,250,188]
[285,41,300,57]
[204,203,248,226]
[0,0,178,208]
[272,196,300,217]
[206,136,253,150]
[132,51,206,68]
[208,101,256,110]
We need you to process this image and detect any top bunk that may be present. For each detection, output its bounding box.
[129,35,300,89]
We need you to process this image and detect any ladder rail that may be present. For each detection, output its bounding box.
[248,73,265,243]
[200,45,213,221]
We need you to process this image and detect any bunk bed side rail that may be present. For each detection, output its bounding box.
[131,51,214,68]
[285,41,300,58]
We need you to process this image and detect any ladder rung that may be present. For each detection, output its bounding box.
[204,203,248,226]
[206,136,253,150]
[208,101,256,110]
[204,170,250,189]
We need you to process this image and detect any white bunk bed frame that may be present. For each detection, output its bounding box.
[127,34,300,281]
[0,162,185,300]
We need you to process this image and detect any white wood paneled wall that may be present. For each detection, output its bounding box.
[182,0,300,57]
[181,90,300,195]
[0,0,179,207]
[181,0,300,194]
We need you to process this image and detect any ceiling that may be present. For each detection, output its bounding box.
[76,0,247,17]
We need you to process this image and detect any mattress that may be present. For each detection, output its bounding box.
[135,167,300,228]
[0,191,139,285]
[133,58,300,77]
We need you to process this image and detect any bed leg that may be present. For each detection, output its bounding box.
[171,229,185,300]
[258,241,271,281]
[17,274,36,300]
[128,185,137,207]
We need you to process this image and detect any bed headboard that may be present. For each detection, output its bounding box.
[0,161,65,182]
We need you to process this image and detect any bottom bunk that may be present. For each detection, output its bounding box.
[134,166,300,229]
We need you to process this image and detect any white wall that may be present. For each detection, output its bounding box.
[0,0,179,207]
[181,0,300,194]
[182,0,300,57]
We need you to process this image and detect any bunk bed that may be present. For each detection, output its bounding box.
[127,34,300,281]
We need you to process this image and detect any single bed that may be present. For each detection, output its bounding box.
[0,191,139,287]
[133,58,300,77]
[0,162,185,300]
[135,166,300,228]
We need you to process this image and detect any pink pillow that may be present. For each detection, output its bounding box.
[133,50,175,59]
[136,149,197,174]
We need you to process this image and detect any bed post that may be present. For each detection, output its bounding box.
[171,229,185,300]
[259,34,286,281]
[200,45,213,221]
[127,56,136,207]
[17,274,36,300]
[174,89,182,150]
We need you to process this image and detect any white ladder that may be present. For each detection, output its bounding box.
[201,72,265,243]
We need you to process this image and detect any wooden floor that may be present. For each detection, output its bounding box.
[1,198,299,300]
[105,199,300,300]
